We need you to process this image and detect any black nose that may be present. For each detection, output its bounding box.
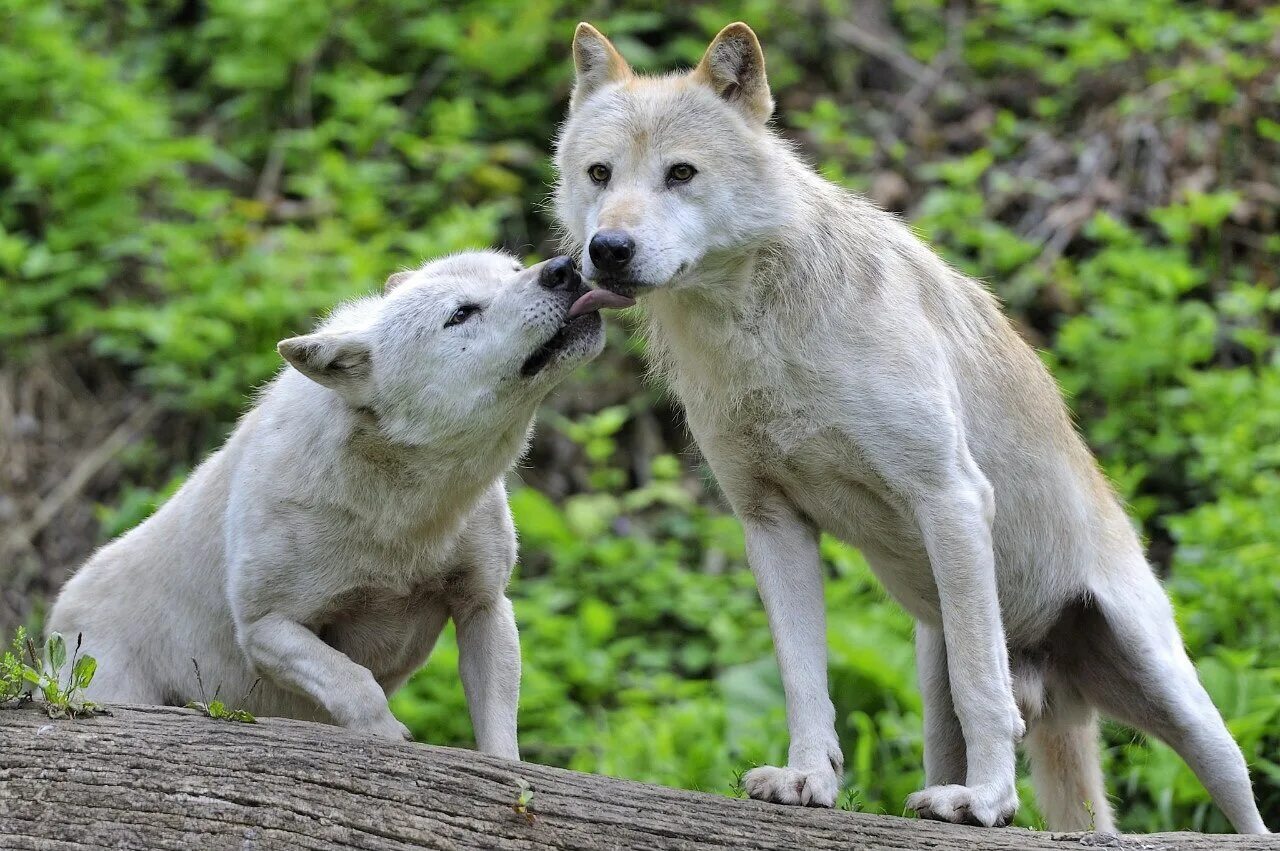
[538,256,581,291]
[588,229,635,274]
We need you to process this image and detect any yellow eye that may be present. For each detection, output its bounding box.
[667,163,697,183]
[587,164,611,184]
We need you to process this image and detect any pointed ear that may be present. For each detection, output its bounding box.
[692,22,772,123]
[277,332,372,392]
[571,22,632,110]
[384,270,413,293]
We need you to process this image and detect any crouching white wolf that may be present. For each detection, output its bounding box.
[48,252,605,756]
[554,22,1269,833]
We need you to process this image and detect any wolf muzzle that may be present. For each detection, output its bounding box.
[538,255,583,292]
[588,229,635,275]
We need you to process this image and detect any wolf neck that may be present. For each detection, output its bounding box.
[296,392,528,540]
[642,151,883,410]
[348,408,528,483]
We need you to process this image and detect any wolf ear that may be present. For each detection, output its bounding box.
[571,22,631,110]
[277,332,372,392]
[384,270,413,293]
[693,22,773,123]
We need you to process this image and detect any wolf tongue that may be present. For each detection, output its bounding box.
[568,288,637,317]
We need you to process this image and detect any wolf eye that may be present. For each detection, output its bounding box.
[444,305,481,328]
[587,163,611,185]
[667,163,697,184]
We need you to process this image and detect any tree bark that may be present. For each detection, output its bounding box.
[0,704,1271,850]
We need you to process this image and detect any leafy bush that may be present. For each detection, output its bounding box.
[3,0,1277,834]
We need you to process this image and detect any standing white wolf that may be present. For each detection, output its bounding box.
[48,252,605,757]
[554,22,1268,833]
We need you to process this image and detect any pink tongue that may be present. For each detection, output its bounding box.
[569,288,637,317]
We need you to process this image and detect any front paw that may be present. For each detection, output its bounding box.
[906,783,1018,827]
[743,764,840,808]
[347,711,412,742]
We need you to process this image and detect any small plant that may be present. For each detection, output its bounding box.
[837,787,863,812]
[512,777,535,823]
[728,766,748,799]
[37,632,104,719]
[1,628,32,706]
[185,659,258,723]
[1,629,105,719]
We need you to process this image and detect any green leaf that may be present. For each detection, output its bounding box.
[41,681,65,704]
[47,633,66,672]
[73,655,97,689]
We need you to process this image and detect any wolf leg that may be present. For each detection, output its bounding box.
[456,595,521,761]
[1024,688,1114,833]
[906,478,1023,828]
[916,623,967,786]
[1075,580,1268,834]
[78,649,168,706]
[738,497,843,808]
[239,614,410,740]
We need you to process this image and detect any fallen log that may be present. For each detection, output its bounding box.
[0,704,1272,850]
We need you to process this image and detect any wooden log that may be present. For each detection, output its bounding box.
[0,704,1272,850]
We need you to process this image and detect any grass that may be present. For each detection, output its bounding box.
[185,658,259,724]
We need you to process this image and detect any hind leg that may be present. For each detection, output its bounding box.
[1077,581,1268,834]
[1024,687,1114,833]
[77,647,168,706]
[43,619,167,707]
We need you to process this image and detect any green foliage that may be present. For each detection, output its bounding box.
[185,659,258,724]
[4,0,1277,834]
[186,696,256,724]
[0,629,30,704]
[0,629,104,719]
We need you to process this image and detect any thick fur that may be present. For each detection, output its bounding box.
[48,251,604,757]
[553,22,1268,833]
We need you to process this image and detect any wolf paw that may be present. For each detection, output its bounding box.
[743,764,839,807]
[348,712,412,742]
[906,783,1017,827]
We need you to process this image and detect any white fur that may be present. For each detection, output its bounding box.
[48,251,604,759]
[554,22,1268,833]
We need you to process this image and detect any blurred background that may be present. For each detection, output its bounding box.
[2,0,1278,833]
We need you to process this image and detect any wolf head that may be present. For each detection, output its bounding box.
[277,251,604,445]
[554,22,791,300]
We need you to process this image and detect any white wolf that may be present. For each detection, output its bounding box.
[553,22,1268,833]
[47,252,605,757]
